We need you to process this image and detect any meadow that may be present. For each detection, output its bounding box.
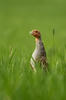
[0,0,66,100]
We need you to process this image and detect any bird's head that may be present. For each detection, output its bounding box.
[30,30,41,39]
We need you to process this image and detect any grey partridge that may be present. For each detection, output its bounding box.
[30,30,48,72]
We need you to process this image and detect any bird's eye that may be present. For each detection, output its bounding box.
[35,31,38,33]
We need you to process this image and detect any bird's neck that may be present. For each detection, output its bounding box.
[35,38,39,42]
[35,37,41,42]
[35,37,42,49]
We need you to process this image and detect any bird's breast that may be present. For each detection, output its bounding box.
[32,48,40,61]
[32,42,46,61]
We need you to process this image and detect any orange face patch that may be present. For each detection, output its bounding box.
[35,38,39,42]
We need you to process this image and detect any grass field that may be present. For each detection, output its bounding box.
[0,0,66,100]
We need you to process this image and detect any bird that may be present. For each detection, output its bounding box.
[30,29,48,72]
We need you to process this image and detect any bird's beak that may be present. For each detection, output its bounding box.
[29,31,33,35]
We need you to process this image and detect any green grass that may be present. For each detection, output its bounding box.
[0,0,66,100]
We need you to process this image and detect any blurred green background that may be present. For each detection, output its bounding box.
[0,0,66,51]
[0,0,66,100]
